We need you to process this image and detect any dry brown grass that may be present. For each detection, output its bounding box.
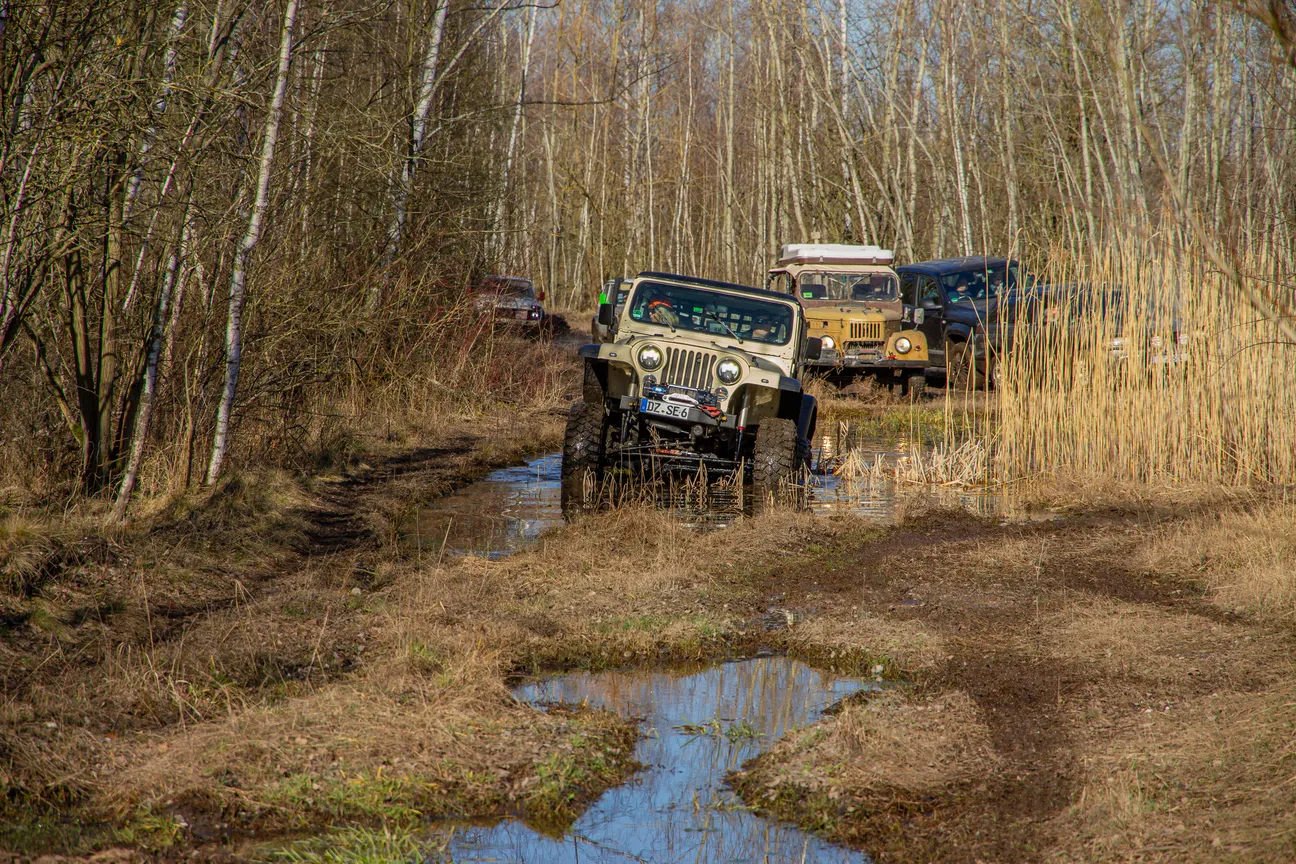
[1055,680,1296,862]
[25,499,852,849]
[1135,501,1296,618]
[738,688,999,800]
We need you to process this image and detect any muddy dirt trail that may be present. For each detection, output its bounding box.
[731,509,1296,862]
[8,385,1294,864]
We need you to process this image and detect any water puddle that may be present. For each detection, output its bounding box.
[445,656,876,863]
[404,445,1003,557]
[813,437,1003,520]
[404,454,564,559]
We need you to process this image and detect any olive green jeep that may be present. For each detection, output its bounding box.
[767,243,929,397]
[564,271,823,504]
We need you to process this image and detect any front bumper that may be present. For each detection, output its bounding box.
[617,395,733,429]
[811,347,926,369]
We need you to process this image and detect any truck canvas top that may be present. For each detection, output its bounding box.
[777,243,895,266]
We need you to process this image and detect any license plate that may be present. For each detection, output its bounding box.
[640,398,691,420]
[515,310,529,320]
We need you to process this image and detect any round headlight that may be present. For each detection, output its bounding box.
[638,344,663,371]
[716,358,742,384]
[894,336,913,354]
[821,335,835,350]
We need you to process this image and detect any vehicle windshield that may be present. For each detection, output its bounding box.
[939,263,1024,304]
[627,281,795,345]
[481,278,535,299]
[795,271,899,303]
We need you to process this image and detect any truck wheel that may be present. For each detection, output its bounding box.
[906,374,927,401]
[947,341,975,391]
[561,401,606,511]
[752,417,804,507]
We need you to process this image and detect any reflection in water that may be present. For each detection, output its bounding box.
[403,442,1004,558]
[445,657,875,863]
[813,438,1002,520]
[405,454,564,558]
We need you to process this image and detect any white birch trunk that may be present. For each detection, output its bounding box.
[122,2,189,223]
[112,198,195,520]
[493,3,538,265]
[206,0,300,485]
[374,0,448,308]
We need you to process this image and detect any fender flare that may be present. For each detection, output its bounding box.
[799,395,817,443]
[944,322,975,345]
[776,391,817,441]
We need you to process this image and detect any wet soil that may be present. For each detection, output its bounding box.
[731,509,1294,862]
[10,391,1292,863]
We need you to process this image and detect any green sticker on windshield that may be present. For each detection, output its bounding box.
[598,292,608,304]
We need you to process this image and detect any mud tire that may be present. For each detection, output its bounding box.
[752,417,805,508]
[561,401,606,512]
[906,374,927,401]
[947,341,975,391]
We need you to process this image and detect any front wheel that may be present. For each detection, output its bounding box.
[752,417,807,507]
[947,341,976,391]
[561,401,606,512]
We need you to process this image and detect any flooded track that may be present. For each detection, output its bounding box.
[445,656,877,863]
[403,445,1003,558]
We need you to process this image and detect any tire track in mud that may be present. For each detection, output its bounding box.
[739,509,1291,862]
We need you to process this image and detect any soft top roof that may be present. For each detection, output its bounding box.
[635,270,796,304]
[478,274,533,288]
[895,256,1014,275]
[776,243,895,266]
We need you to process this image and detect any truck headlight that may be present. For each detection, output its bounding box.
[638,344,663,370]
[821,335,835,351]
[895,336,913,354]
[716,358,742,384]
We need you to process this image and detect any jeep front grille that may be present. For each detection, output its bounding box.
[662,347,717,390]
[848,320,885,342]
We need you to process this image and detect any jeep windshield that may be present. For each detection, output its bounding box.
[796,271,898,303]
[627,281,794,346]
[480,277,535,299]
[940,263,1028,304]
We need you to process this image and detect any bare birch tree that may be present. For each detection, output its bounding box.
[206,0,300,485]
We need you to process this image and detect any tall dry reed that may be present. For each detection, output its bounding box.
[991,241,1296,486]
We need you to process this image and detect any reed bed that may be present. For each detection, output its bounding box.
[990,242,1296,487]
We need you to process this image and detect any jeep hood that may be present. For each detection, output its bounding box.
[801,298,902,318]
[621,332,796,378]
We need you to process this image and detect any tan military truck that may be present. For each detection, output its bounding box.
[767,243,929,397]
[567,270,823,506]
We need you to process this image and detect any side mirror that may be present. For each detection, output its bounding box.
[536,290,545,302]
[597,303,615,327]
[804,336,823,361]
[913,307,925,325]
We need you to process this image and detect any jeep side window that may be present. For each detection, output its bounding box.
[900,273,918,307]
[917,276,941,307]
[768,272,793,294]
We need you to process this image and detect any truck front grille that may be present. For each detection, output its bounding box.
[662,347,717,390]
[848,320,885,342]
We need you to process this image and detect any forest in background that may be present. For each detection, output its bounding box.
[2,0,1295,507]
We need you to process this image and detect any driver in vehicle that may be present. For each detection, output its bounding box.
[952,273,972,301]
[648,296,680,329]
[850,275,891,301]
[751,312,782,341]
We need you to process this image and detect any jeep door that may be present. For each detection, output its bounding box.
[907,272,946,368]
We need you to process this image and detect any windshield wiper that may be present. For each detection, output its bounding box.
[704,307,743,343]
